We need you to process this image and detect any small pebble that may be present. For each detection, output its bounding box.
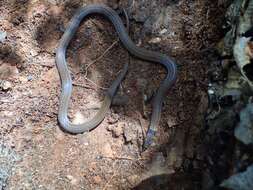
[27,75,33,81]
[149,37,161,43]
[30,50,38,57]
[0,31,7,43]
[1,80,12,91]
[208,89,214,95]
[160,29,168,35]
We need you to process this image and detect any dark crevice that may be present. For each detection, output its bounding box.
[243,62,253,81]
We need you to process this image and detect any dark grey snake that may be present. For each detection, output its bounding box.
[55,4,177,149]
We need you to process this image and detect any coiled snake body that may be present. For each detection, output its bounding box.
[56,4,177,149]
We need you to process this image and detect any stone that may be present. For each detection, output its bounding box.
[221,165,253,190]
[148,37,161,44]
[0,80,12,91]
[30,49,38,57]
[27,75,33,81]
[234,103,253,145]
[0,31,7,43]
[160,29,168,35]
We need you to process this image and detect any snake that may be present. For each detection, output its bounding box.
[55,4,177,149]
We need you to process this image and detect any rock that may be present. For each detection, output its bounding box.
[232,0,253,88]
[0,80,12,91]
[221,165,253,190]
[234,103,253,145]
[27,75,33,81]
[30,49,38,57]
[148,37,161,44]
[160,29,168,35]
[127,0,177,35]
[0,31,7,43]
[207,110,237,135]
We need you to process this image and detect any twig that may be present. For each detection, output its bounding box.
[84,39,119,77]
[69,67,107,90]
[71,38,119,90]
[72,82,94,89]
[83,77,108,90]
[100,156,145,161]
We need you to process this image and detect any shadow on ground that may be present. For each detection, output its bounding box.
[132,172,199,190]
[0,43,23,66]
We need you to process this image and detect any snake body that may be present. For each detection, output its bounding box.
[56,4,177,148]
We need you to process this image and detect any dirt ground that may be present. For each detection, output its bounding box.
[0,0,225,189]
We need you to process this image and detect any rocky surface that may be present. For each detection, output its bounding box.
[201,1,253,189]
